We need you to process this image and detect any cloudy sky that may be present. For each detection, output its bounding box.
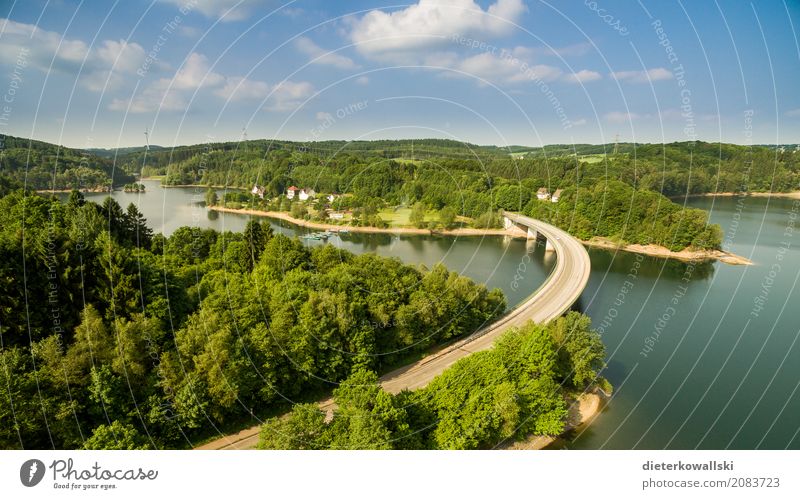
[1,0,799,149]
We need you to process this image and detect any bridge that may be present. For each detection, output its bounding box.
[197,213,591,449]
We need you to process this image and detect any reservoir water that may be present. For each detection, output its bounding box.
[67,181,800,449]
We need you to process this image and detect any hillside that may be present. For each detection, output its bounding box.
[0,134,134,191]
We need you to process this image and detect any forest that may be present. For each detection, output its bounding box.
[0,189,506,449]
[5,133,796,251]
[258,313,607,450]
[0,134,133,191]
[116,138,798,250]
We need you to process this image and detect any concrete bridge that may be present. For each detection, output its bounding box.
[503,212,555,251]
[198,212,592,449]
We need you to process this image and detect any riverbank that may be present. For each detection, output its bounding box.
[584,237,753,265]
[160,183,244,190]
[35,187,110,193]
[210,205,752,265]
[500,387,608,450]
[211,206,517,237]
[682,191,800,200]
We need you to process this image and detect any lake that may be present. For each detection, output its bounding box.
[70,181,800,449]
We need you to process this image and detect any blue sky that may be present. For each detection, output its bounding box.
[1,0,798,149]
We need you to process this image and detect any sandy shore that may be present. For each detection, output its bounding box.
[211,206,517,237]
[684,191,800,200]
[500,388,607,450]
[211,206,752,265]
[584,238,753,265]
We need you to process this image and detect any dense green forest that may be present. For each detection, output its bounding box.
[108,137,798,250]
[0,189,505,449]
[122,137,797,198]
[0,134,133,191]
[258,313,607,450]
[6,133,795,251]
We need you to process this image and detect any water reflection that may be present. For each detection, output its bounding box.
[587,248,716,282]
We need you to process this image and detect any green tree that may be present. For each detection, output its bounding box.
[409,202,427,228]
[258,404,330,449]
[205,188,218,207]
[124,203,153,248]
[438,206,457,229]
[84,421,151,450]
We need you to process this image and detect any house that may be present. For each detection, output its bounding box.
[251,184,265,199]
[536,187,551,200]
[299,188,316,201]
[326,193,338,203]
[328,211,345,220]
[551,189,563,203]
[286,186,299,199]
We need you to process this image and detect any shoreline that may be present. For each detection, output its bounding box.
[210,205,752,265]
[500,387,608,450]
[680,191,800,200]
[583,238,753,265]
[35,187,111,193]
[211,206,516,237]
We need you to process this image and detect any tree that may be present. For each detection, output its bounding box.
[101,197,125,241]
[438,206,457,229]
[409,202,427,228]
[548,312,606,388]
[124,203,153,248]
[84,421,151,450]
[205,188,218,207]
[258,404,330,449]
[243,220,272,269]
[328,370,407,450]
[67,189,85,208]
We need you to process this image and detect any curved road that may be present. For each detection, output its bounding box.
[197,213,591,449]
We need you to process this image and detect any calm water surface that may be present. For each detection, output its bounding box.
[73,182,800,449]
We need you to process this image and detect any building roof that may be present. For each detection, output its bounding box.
[287,186,299,191]
[553,189,563,196]
[537,187,550,194]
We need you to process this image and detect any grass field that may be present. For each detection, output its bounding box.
[377,207,442,227]
[578,154,609,164]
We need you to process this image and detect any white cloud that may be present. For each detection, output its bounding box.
[565,69,601,83]
[267,80,315,111]
[109,86,187,113]
[427,47,562,86]
[0,19,147,92]
[463,51,560,84]
[785,109,800,117]
[355,76,370,85]
[348,0,526,60]
[605,111,640,124]
[214,77,271,101]
[109,52,225,113]
[95,39,146,73]
[295,37,359,69]
[0,18,88,73]
[107,48,312,114]
[170,52,224,90]
[611,68,673,84]
[158,0,272,22]
[316,111,334,121]
[178,26,203,38]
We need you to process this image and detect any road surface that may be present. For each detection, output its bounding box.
[196,213,591,450]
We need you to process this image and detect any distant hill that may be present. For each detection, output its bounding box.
[86,145,165,158]
[0,134,134,192]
